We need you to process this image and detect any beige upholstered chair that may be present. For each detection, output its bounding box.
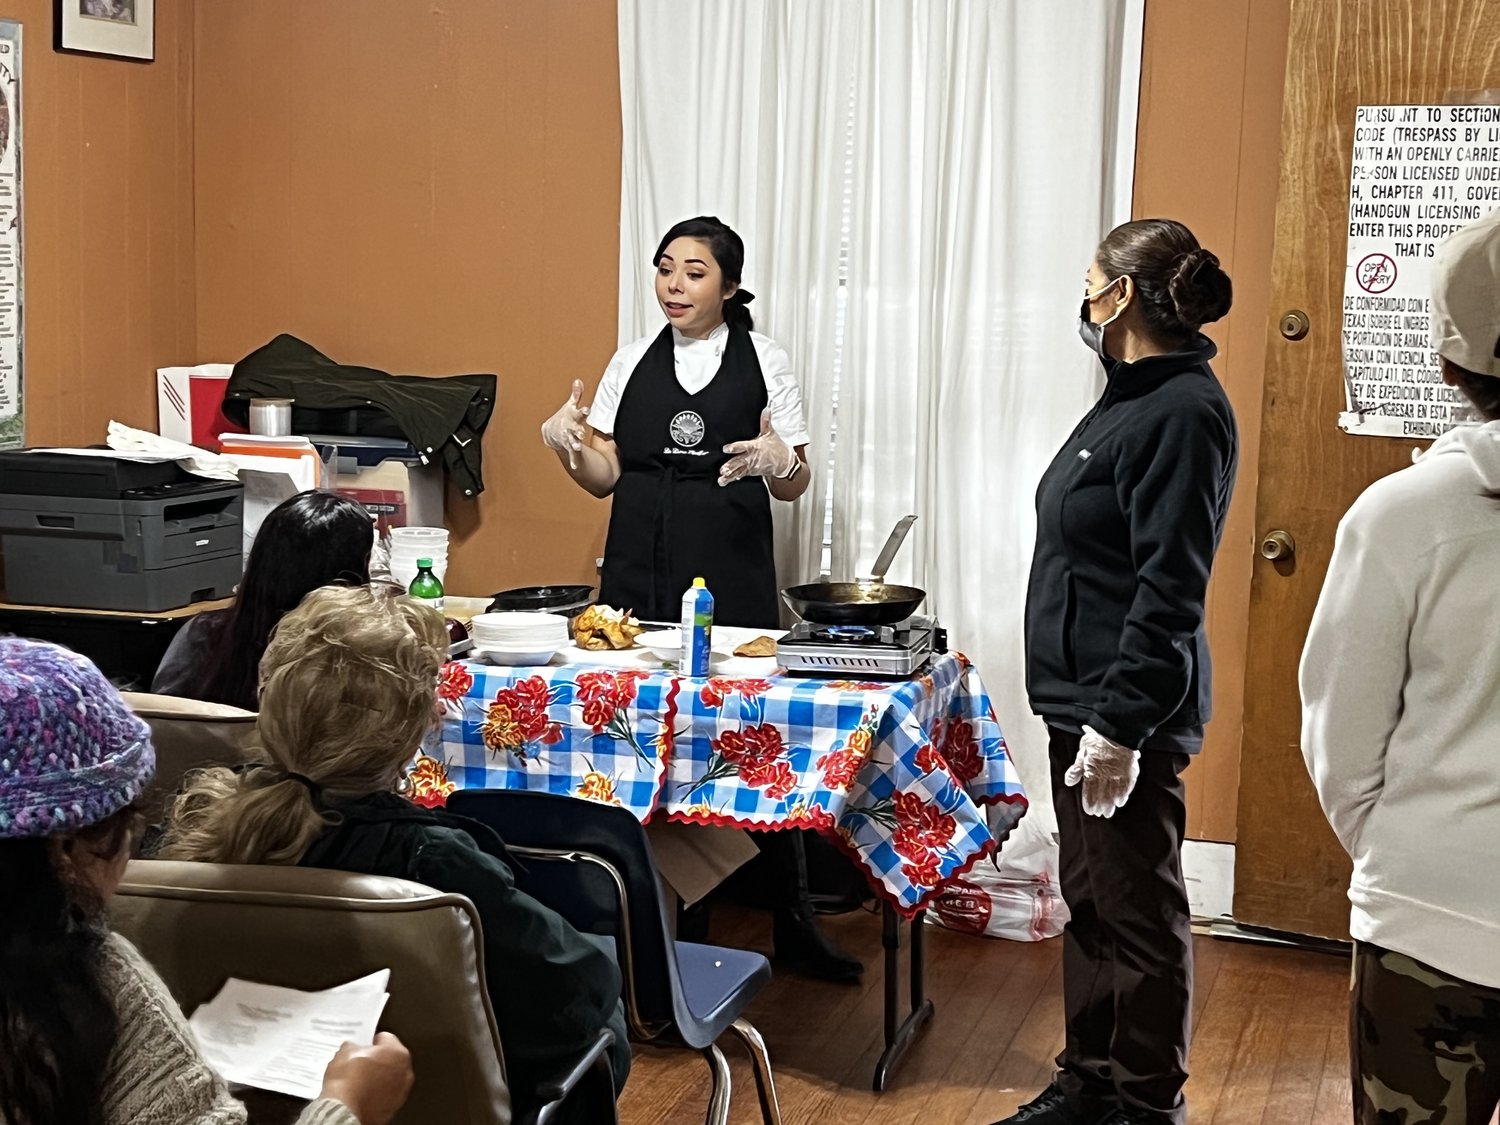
[112,859,513,1125]
[119,692,259,824]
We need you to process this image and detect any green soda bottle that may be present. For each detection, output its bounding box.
[408,558,445,614]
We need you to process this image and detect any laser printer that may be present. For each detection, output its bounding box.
[0,451,243,612]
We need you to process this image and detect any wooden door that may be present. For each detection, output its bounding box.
[1233,0,1500,939]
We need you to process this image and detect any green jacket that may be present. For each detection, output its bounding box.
[299,792,630,1105]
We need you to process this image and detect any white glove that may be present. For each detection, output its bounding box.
[541,380,589,469]
[719,409,797,486]
[1063,725,1141,818]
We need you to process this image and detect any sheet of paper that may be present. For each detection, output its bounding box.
[323,969,390,996]
[188,976,390,1100]
[232,465,304,563]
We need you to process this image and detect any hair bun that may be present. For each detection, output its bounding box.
[1168,247,1233,327]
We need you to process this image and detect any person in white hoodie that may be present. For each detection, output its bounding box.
[1301,206,1500,1125]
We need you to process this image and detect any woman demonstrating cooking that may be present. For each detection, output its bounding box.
[541,215,860,982]
[1004,219,1236,1125]
[542,214,808,625]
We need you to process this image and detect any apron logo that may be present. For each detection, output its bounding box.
[669,410,706,448]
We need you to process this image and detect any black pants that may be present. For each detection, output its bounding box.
[1049,725,1192,1124]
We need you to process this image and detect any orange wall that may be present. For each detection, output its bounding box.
[6,0,194,445]
[24,0,1287,839]
[1133,0,1291,841]
[192,0,621,598]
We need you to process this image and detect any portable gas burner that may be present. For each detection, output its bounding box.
[777,616,946,679]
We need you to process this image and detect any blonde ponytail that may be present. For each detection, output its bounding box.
[160,585,446,866]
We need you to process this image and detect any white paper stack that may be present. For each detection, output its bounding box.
[188,969,391,1100]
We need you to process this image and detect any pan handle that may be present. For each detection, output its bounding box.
[868,515,918,583]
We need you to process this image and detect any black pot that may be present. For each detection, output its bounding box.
[487,584,594,618]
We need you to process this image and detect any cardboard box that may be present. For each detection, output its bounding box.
[645,820,759,909]
[157,365,247,451]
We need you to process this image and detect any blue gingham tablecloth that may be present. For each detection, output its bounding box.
[413,653,1028,916]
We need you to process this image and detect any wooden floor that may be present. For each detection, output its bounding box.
[616,906,1354,1125]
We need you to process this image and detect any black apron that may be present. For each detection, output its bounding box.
[599,323,781,627]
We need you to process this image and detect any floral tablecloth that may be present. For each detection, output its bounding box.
[411,653,1028,916]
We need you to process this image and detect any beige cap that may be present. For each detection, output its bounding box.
[1430,207,1500,378]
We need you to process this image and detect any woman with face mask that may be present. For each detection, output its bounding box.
[1002,219,1237,1125]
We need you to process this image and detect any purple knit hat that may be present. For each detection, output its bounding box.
[0,637,155,838]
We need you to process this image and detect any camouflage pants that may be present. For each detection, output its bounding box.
[1352,942,1500,1124]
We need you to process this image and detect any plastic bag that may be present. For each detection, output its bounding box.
[929,821,1068,941]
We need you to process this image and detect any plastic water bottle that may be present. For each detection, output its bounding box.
[408,557,445,614]
[680,577,713,676]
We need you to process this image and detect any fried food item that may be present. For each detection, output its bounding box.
[574,604,644,650]
[733,634,780,658]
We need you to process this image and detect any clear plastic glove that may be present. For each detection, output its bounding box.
[540,379,589,469]
[1063,725,1141,818]
[719,409,796,486]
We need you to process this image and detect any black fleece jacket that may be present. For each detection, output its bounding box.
[1024,334,1238,751]
[299,793,630,1106]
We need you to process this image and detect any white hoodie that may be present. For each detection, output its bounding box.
[1301,421,1500,988]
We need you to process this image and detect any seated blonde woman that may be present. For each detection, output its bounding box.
[160,585,630,1116]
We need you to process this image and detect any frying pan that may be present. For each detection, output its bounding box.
[781,515,926,626]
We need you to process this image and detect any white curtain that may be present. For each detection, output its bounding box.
[618,0,1143,838]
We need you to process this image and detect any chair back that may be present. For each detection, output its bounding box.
[121,691,259,824]
[112,859,512,1125]
[445,790,684,1038]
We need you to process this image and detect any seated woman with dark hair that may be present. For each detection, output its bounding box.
[0,637,413,1125]
[152,491,374,711]
[160,584,630,1119]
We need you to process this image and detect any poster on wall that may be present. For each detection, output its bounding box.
[1339,103,1500,439]
[0,22,19,450]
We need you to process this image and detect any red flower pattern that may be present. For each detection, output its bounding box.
[942,719,983,784]
[901,850,945,888]
[891,823,928,860]
[884,786,958,888]
[915,741,948,776]
[698,677,774,708]
[817,746,865,791]
[711,724,796,798]
[892,790,928,824]
[742,759,796,799]
[406,754,455,808]
[575,670,651,734]
[437,662,474,701]
[823,680,892,693]
[481,675,563,758]
[913,803,958,848]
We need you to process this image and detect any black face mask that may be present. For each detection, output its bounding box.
[1077,278,1126,359]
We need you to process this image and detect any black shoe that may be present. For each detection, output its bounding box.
[772,907,864,982]
[991,1082,1112,1125]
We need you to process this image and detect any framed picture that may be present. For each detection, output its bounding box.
[55,0,154,62]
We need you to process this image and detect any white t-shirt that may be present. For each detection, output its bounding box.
[587,323,812,448]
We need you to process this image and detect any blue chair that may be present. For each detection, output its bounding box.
[447,789,783,1125]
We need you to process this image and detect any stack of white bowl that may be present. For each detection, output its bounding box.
[468,612,570,665]
[389,526,449,591]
